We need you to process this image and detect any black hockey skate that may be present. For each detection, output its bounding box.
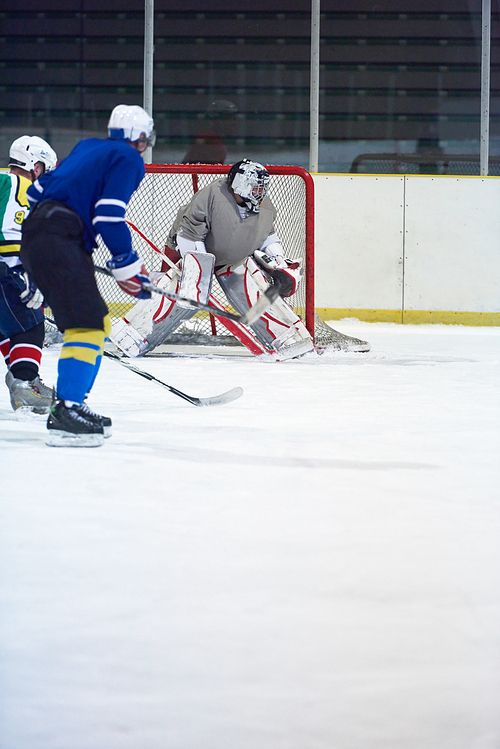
[46,400,105,448]
[79,400,112,438]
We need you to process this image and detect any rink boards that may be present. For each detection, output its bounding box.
[314,173,500,325]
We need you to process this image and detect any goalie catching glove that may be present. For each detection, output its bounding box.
[107,251,152,299]
[253,250,302,298]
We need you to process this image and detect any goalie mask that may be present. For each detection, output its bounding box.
[228,159,270,213]
[9,135,57,174]
[108,104,156,148]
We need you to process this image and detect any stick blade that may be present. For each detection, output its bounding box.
[240,285,281,326]
[196,386,244,407]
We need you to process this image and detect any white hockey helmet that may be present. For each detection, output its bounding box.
[228,159,270,213]
[9,135,57,174]
[107,104,156,147]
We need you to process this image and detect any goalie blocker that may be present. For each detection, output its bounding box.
[110,252,313,361]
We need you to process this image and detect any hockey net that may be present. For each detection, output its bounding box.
[93,164,368,353]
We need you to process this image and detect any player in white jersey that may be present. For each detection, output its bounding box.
[0,135,57,412]
[111,159,313,361]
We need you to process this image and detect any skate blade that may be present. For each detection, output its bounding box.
[12,398,52,414]
[14,407,48,420]
[103,426,112,438]
[32,406,52,415]
[45,430,105,448]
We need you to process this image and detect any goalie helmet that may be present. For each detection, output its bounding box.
[9,135,57,174]
[228,159,270,213]
[107,104,156,148]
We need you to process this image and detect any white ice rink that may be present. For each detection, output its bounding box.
[1,320,499,749]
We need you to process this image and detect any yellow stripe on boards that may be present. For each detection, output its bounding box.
[106,301,134,318]
[402,310,500,326]
[316,308,403,324]
[316,309,500,327]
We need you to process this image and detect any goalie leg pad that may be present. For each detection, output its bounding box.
[178,252,215,308]
[216,258,313,358]
[109,318,148,357]
[143,304,197,353]
[124,270,180,334]
[109,269,193,356]
[120,267,199,354]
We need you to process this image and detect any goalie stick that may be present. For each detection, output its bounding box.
[44,316,243,407]
[95,265,280,326]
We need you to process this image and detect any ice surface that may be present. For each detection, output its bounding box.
[1,321,499,749]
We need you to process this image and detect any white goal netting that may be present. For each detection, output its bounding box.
[92,164,369,354]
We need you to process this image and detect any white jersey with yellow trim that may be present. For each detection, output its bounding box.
[0,171,30,268]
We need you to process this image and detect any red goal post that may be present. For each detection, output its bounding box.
[94,163,315,340]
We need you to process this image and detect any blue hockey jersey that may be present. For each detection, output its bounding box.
[26,138,145,258]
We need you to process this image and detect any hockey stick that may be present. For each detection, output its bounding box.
[44,316,243,407]
[103,350,243,407]
[95,265,279,326]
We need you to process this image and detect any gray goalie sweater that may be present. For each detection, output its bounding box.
[166,178,277,268]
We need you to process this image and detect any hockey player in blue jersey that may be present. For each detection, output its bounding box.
[20,104,155,447]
